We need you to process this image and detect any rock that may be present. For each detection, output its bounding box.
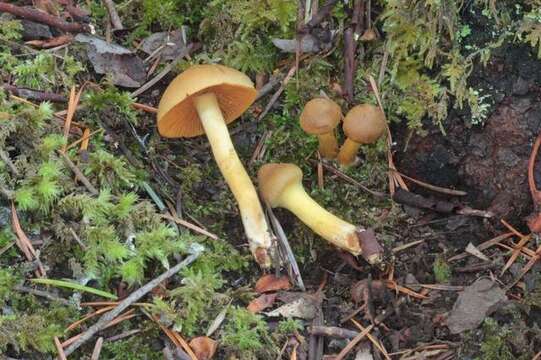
[446,278,507,334]
[140,30,187,61]
[75,34,146,88]
[21,20,52,40]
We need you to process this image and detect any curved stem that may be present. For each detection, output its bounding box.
[276,183,362,255]
[317,132,339,159]
[193,92,272,267]
[337,138,361,166]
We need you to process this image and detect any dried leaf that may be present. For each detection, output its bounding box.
[247,293,277,313]
[188,336,217,360]
[255,274,291,293]
[265,293,318,320]
[206,304,229,336]
[74,34,146,88]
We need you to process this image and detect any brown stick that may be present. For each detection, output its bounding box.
[0,2,90,33]
[2,84,66,103]
[90,337,104,360]
[102,0,124,30]
[26,34,73,49]
[63,249,202,356]
[58,151,99,195]
[309,326,360,339]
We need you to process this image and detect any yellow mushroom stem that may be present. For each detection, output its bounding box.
[272,179,362,256]
[193,92,272,266]
[337,138,361,166]
[317,132,339,159]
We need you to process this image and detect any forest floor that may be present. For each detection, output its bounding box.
[1,0,541,359]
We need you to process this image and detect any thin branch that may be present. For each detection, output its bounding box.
[0,2,90,33]
[58,151,99,195]
[14,285,71,305]
[2,84,66,103]
[102,0,124,30]
[63,248,203,356]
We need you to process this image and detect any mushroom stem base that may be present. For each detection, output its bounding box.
[337,138,361,166]
[193,92,272,267]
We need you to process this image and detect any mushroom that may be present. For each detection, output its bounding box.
[258,163,383,265]
[300,98,342,159]
[157,64,273,267]
[336,104,386,167]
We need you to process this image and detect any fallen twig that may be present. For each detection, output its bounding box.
[161,213,218,240]
[102,0,124,30]
[105,329,142,342]
[335,298,405,360]
[257,65,297,121]
[392,188,493,218]
[309,326,359,339]
[14,285,71,305]
[0,2,90,33]
[90,337,104,360]
[63,247,202,356]
[391,170,467,196]
[58,150,99,195]
[54,336,67,360]
[350,318,391,360]
[2,84,66,103]
[26,34,73,49]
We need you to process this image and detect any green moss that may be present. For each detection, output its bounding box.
[222,307,274,357]
[433,255,452,283]
[478,318,515,360]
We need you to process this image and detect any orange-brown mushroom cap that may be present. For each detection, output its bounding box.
[300,98,342,135]
[157,64,258,138]
[343,104,386,144]
[258,163,303,208]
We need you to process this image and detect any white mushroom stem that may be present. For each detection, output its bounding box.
[272,180,362,255]
[193,92,272,266]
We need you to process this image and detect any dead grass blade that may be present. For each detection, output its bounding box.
[501,234,532,276]
[390,169,467,196]
[368,75,408,196]
[384,280,428,299]
[62,84,86,153]
[54,336,67,360]
[10,202,45,276]
[67,305,116,331]
[162,213,218,240]
[350,319,390,360]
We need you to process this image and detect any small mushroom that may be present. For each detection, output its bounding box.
[157,64,273,267]
[258,163,383,265]
[300,98,342,159]
[336,104,386,167]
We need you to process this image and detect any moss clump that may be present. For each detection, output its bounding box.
[222,307,275,358]
[433,255,452,283]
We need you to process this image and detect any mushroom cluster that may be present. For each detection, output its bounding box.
[157,64,385,269]
[299,99,386,167]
